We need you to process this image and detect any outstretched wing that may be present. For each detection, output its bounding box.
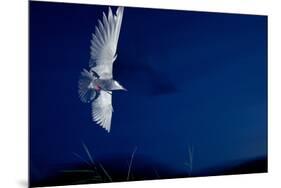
[90,7,124,79]
[91,91,113,132]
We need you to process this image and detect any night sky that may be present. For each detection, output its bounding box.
[29,1,267,186]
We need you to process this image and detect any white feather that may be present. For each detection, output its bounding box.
[92,91,113,132]
[89,7,124,132]
[78,69,96,103]
[90,6,124,79]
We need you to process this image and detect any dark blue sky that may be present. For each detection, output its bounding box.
[29,1,267,183]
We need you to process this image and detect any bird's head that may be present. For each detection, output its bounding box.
[113,80,127,91]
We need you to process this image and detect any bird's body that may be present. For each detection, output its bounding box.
[78,7,125,132]
[93,78,126,92]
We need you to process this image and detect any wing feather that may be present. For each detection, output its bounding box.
[91,91,113,132]
[89,7,124,79]
[78,69,97,103]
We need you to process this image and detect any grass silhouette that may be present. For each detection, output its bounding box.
[184,145,194,176]
[127,147,137,180]
[61,143,194,185]
[62,142,138,184]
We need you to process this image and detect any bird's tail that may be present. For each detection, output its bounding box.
[78,69,97,103]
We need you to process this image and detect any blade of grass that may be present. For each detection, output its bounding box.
[152,167,160,178]
[185,145,194,176]
[127,147,137,181]
[82,142,95,165]
[99,163,112,182]
[72,152,92,167]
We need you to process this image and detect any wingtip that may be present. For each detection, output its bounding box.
[117,6,124,15]
[103,126,111,133]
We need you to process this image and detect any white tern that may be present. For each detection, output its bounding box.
[78,7,126,132]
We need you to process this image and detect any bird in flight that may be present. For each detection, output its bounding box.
[78,7,126,132]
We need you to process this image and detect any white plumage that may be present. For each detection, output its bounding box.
[78,7,125,132]
[90,7,124,79]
